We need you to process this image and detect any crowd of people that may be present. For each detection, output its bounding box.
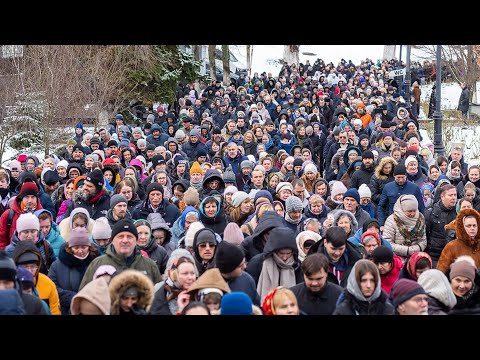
[0,56,478,315]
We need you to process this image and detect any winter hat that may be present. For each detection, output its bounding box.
[293,158,304,167]
[224,186,238,196]
[222,223,244,247]
[390,279,426,308]
[361,230,381,246]
[223,167,236,184]
[215,241,245,274]
[358,184,372,199]
[111,219,138,240]
[0,254,17,282]
[110,194,128,209]
[185,222,205,248]
[221,292,252,315]
[146,183,164,197]
[69,227,91,247]
[194,228,218,247]
[254,190,273,206]
[417,269,457,310]
[190,128,201,138]
[276,182,293,194]
[137,139,147,148]
[241,160,254,169]
[90,137,101,146]
[18,181,39,200]
[93,265,117,280]
[16,251,40,265]
[92,217,112,240]
[16,266,34,287]
[449,260,476,283]
[283,156,295,167]
[16,213,40,233]
[17,153,28,162]
[330,181,348,200]
[231,191,250,208]
[398,194,418,212]
[151,155,165,168]
[9,160,21,172]
[393,164,407,176]
[190,161,203,176]
[371,246,394,264]
[343,188,360,203]
[86,169,105,192]
[183,187,200,207]
[175,129,186,141]
[286,196,304,213]
[362,150,374,160]
[72,144,85,154]
[173,154,187,167]
[304,163,318,174]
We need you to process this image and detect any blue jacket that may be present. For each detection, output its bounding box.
[6,233,56,275]
[35,209,65,257]
[377,180,424,226]
[223,153,248,174]
[227,272,261,306]
[347,227,392,250]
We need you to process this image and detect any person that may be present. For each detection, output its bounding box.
[149,256,198,315]
[220,291,255,315]
[290,253,342,315]
[457,82,470,120]
[261,286,300,315]
[449,257,480,314]
[382,194,427,262]
[198,196,228,236]
[91,217,112,255]
[389,278,429,315]
[135,217,169,274]
[70,276,111,315]
[185,268,231,314]
[398,251,433,281]
[109,269,154,315]
[296,231,322,262]
[192,227,219,276]
[370,246,403,295]
[171,206,199,247]
[59,207,95,243]
[48,227,99,315]
[79,219,161,289]
[437,208,480,273]
[417,269,457,315]
[35,209,65,257]
[106,194,132,228]
[333,259,395,315]
[215,241,260,305]
[180,301,210,315]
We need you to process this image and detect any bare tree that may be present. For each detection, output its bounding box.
[246,45,252,75]
[222,45,230,85]
[283,45,300,65]
[208,45,216,81]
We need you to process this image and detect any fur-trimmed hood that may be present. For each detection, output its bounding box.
[374,156,397,181]
[455,208,480,250]
[109,269,154,315]
[331,209,358,236]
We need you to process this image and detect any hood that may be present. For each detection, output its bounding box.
[455,208,480,249]
[331,209,358,235]
[312,178,330,197]
[417,269,457,310]
[187,268,231,295]
[251,211,286,239]
[263,226,299,259]
[346,260,382,302]
[342,145,362,166]
[109,269,154,315]
[179,206,199,229]
[201,169,225,194]
[71,277,111,315]
[172,178,190,193]
[12,240,43,280]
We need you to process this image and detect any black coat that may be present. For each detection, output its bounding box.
[424,201,457,263]
[132,198,181,228]
[65,190,110,220]
[290,281,342,315]
[333,289,395,315]
[350,164,375,189]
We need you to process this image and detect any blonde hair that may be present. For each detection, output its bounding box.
[272,288,299,314]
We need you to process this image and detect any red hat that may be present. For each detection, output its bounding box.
[157,106,165,113]
[361,230,381,245]
[18,154,28,162]
[102,158,116,166]
[262,287,281,315]
[18,181,39,200]
[317,91,324,96]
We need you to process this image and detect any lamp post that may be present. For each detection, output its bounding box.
[404,45,411,108]
[433,45,445,156]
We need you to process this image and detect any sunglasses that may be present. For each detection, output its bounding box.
[198,242,216,248]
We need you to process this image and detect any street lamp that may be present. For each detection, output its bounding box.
[433,45,445,156]
[404,45,411,108]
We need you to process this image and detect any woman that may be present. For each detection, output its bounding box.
[115,179,141,214]
[437,155,448,174]
[109,269,154,315]
[192,228,219,276]
[228,191,253,227]
[398,251,433,281]
[301,163,320,193]
[154,170,173,200]
[294,125,313,152]
[150,255,198,315]
[449,257,480,314]
[369,156,396,207]
[446,160,463,186]
[326,209,358,238]
[304,194,329,226]
[382,194,426,262]
[417,269,457,315]
[55,178,74,223]
[333,259,395,315]
[84,154,97,173]
[262,286,300,315]
[59,207,95,241]
[102,166,118,192]
[121,148,134,168]
[185,268,231,314]
[171,206,199,246]
[48,227,99,315]
[405,155,426,189]
[296,230,321,262]
[135,218,169,274]
[261,133,277,156]
[198,196,228,236]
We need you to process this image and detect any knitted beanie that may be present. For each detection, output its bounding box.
[358,184,372,199]
[285,196,304,213]
[190,161,203,176]
[92,217,112,240]
[231,191,250,208]
[390,279,426,308]
[16,213,40,233]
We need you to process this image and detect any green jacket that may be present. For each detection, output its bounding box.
[79,244,161,290]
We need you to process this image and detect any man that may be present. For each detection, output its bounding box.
[378,164,424,228]
[424,184,458,266]
[80,219,161,289]
[213,101,231,129]
[182,128,207,160]
[350,150,375,189]
[224,142,247,174]
[106,194,132,228]
[389,278,428,315]
[236,160,253,191]
[132,183,181,227]
[458,82,470,120]
[146,123,168,148]
[65,169,110,220]
[0,173,14,217]
[244,168,265,194]
[292,178,309,207]
[16,172,56,217]
[290,253,343,315]
[449,146,468,176]
[0,181,43,249]
[308,226,362,288]
[42,170,60,198]
[215,241,260,306]
[337,188,371,229]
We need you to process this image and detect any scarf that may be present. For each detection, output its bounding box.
[88,190,104,205]
[393,212,425,245]
[190,180,202,191]
[285,212,302,225]
[257,253,296,301]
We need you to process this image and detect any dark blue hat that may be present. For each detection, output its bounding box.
[343,188,360,203]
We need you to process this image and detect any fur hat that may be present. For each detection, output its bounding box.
[215,241,245,274]
[183,187,200,207]
[390,278,426,308]
[231,191,250,208]
[16,213,40,233]
[92,217,111,240]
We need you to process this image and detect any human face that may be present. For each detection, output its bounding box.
[252,171,264,187]
[323,240,346,262]
[177,164,186,174]
[113,202,127,220]
[316,183,327,196]
[360,272,376,298]
[337,216,352,235]
[71,245,90,258]
[44,158,55,170]
[451,166,461,178]
[0,179,8,189]
[39,218,52,237]
[18,229,39,242]
[429,167,439,181]
[65,183,74,199]
[363,239,379,254]
[83,181,97,199]
[439,161,448,173]
[0,279,15,290]
[120,186,133,201]
[269,176,279,189]
[276,248,293,262]
[153,229,166,245]
[394,175,407,186]
[204,201,218,218]
[407,161,418,173]
[343,197,357,212]
[392,151,401,162]
[294,185,305,200]
[460,200,473,211]
[120,294,138,312]
[22,263,39,276]
[441,188,457,208]
[469,169,480,183]
[26,159,35,171]
[136,225,151,247]
[310,201,323,215]
[348,152,358,163]
[198,240,216,261]
[451,150,462,161]
[376,261,392,275]
[103,170,113,183]
[451,276,473,297]
[72,217,87,230]
[149,190,163,207]
[274,297,299,315]
[84,157,94,169]
[22,195,37,209]
[113,231,137,256]
[177,262,196,290]
[398,294,429,315]
[240,199,251,214]
[262,160,272,171]
[278,188,292,201]
[123,151,132,162]
[304,268,327,292]
[464,217,478,238]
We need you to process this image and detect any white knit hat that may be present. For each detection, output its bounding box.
[231,191,250,208]
[16,213,40,233]
[185,221,205,248]
[304,163,318,175]
[92,217,111,240]
[276,182,293,194]
[358,184,372,199]
[405,155,418,166]
[224,185,238,196]
[330,181,347,200]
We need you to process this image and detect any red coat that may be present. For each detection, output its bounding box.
[380,255,403,295]
[0,197,42,250]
